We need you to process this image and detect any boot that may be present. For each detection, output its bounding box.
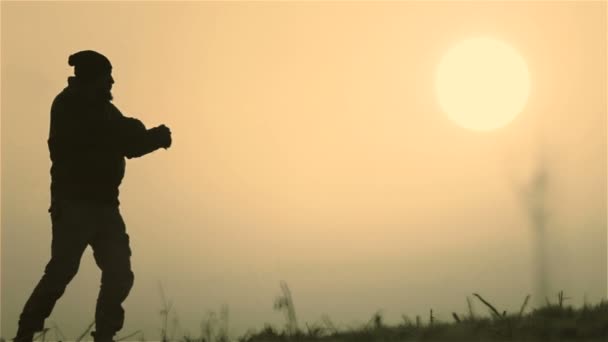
[12,326,36,342]
[11,333,34,342]
[91,331,115,342]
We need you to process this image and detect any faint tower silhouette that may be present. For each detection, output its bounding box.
[274,281,299,335]
[519,152,551,307]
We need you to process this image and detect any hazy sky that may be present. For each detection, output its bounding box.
[1,1,606,340]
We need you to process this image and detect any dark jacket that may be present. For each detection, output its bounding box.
[48,76,164,208]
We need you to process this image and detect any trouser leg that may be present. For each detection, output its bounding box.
[90,206,134,337]
[16,200,93,336]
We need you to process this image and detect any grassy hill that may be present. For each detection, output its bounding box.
[237,295,608,342]
[3,291,606,342]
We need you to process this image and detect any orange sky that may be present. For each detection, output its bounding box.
[1,1,606,340]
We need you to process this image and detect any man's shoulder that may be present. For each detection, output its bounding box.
[52,87,78,109]
[106,101,126,120]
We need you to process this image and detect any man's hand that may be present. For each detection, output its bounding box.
[150,124,172,149]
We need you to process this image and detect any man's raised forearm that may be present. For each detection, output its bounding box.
[119,117,169,159]
[123,128,167,159]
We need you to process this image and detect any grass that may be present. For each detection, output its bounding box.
[236,289,608,342]
[2,288,606,342]
[236,302,608,342]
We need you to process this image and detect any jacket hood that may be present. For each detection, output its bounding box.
[66,76,88,92]
[65,76,111,104]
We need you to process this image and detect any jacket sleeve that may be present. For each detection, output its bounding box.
[118,116,165,159]
[106,102,165,159]
[48,95,163,162]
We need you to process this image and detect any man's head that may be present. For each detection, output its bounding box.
[68,50,114,101]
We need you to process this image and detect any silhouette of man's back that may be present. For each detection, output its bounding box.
[14,50,172,342]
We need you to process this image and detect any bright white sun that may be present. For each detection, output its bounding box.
[436,37,530,131]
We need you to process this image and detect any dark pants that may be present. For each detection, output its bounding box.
[17,199,134,337]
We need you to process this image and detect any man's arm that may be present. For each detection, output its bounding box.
[118,117,171,159]
[48,96,171,162]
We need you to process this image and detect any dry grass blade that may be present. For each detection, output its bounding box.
[368,310,383,329]
[75,320,95,342]
[452,312,461,323]
[49,321,66,341]
[518,295,531,317]
[473,293,502,319]
[159,281,173,342]
[33,328,51,342]
[557,290,571,308]
[116,330,142,341]
[281,281,298,335]
[321,314,338,334]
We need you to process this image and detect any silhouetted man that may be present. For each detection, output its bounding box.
[13,50,172,342]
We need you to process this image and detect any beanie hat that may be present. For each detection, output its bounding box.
[68,50,112,81]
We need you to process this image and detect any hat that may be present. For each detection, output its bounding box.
[68,50,112,81]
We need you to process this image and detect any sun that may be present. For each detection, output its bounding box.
[435,37,531,131]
